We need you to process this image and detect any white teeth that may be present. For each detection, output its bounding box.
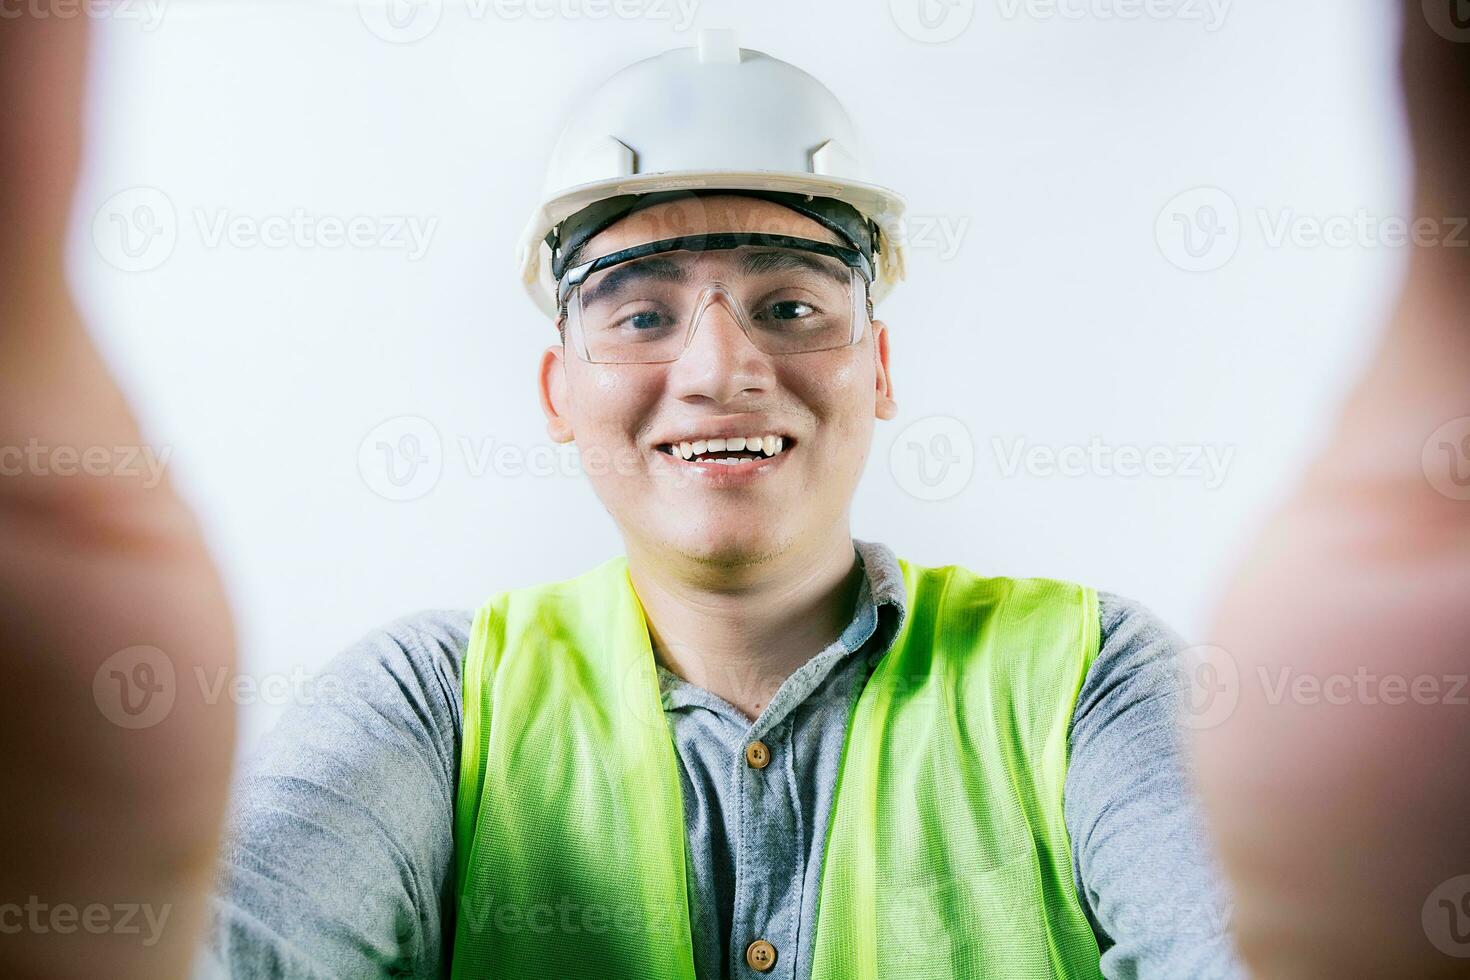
[662,434,790,460]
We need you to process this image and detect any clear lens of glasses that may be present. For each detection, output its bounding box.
[564,243,866,364]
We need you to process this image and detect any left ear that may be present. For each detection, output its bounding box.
[872,318,897,420]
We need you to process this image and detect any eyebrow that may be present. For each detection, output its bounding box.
[580,257,688,308]
[580,248,849,307]
[737,249,850,288]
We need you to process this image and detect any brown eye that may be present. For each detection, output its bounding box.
[627,310,668,331]
[757,300,816,322]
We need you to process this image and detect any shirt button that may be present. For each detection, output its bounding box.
[744,740,771,769]
[745,938,778,972]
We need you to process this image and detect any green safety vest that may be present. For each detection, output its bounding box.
[452,554,1104,979]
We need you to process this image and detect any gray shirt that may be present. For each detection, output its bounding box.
[198,539,1242,979]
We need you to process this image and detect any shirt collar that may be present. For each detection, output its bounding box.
[653,538,909,711]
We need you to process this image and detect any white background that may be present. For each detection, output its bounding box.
[69,0,1410,758]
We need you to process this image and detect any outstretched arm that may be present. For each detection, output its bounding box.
[1191,4,1470,975]
[0,16,235,979]
[1066,594,1242,979]
[199,612,469,979]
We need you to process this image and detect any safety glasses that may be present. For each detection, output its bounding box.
[555,232,875,364]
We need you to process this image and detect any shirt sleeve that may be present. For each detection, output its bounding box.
[193,609,472,979]
[1064,592,1244,980]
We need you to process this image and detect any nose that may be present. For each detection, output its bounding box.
[664,286,775,405]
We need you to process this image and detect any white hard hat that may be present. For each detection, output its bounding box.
[515,28,908,319]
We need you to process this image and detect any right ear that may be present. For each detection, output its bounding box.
[871,317,897,421]
[539,339,575,444]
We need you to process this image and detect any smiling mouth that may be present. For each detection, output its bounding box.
[655,434,794,465]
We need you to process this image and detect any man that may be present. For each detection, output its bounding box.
[201,31,1239,980]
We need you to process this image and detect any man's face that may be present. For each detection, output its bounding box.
[538,194,897,568]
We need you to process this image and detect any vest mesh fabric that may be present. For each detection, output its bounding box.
[452,554,1103,979]
[452,557,697,978]
[808,560,1103,979]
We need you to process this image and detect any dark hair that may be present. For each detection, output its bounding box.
[555,240,589,335]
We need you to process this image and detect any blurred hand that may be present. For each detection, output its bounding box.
[1192,4,1470,976]
[0,16,236,979]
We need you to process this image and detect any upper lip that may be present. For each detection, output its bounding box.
[651,419,797,449]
